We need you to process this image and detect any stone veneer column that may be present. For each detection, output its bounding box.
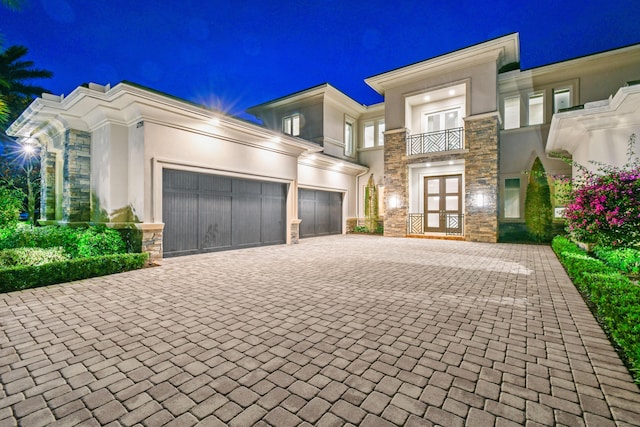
[62,129,91,222]
[136,223,165,265]
[291,219,301,244]
[464,113,500,243]
[40,148,56,221]
[383,129,408,237]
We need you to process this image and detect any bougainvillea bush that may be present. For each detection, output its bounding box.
[563,134,640,248]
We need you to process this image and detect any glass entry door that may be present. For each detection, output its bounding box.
[424,175,462,233]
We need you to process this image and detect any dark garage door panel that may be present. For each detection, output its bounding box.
[163,169,286,257]
[299,189,342,238]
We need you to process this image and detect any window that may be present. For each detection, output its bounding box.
[363,119,385,148]
[345,119,354,156]
[528,92,544,125]
[283,114,300,136]
[553,88,571,113]
[364,121,375,148]
[503,96,520,129]
[422,109,461,133]
[504,178,521,218]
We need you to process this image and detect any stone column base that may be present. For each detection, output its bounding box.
[136,223,165,265]
[291,219,301,244]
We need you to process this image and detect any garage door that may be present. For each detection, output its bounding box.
[298,189,342,238]
[163,169,287,257]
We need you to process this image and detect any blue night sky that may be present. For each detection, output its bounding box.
[1,0,639,120]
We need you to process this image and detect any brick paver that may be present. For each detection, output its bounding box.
[1,235,640,425]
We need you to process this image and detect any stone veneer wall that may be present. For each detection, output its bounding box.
[41,148,56,221]
[62,129,91,222]
[464,114,499,243]
[137,223,164,265]
[383,129,408,237]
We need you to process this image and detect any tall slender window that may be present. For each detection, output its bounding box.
[345,119,354,156]
[504,96,520,129]
[504,178,521,218]
[283,114,300,136]
[528,93,544,125]
[363,121,375,148]
[378,120,385,146]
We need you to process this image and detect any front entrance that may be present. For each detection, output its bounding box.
[424,175,462,233]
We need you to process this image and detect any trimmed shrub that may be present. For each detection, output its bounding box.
[0,225,131,257]
[552,236,640,383]
[0,247,69,267]
[524,157,553,242]
[77,226,126,257]
[0,252,149,293]
[593,246,640,276]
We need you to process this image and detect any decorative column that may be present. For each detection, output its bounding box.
[136,223,165,265]
[62,129,91,222]
[464,113,500,243]
[40,147,56,221]
[383,128,408,237]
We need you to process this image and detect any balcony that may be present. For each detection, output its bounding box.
[406,127,464,156]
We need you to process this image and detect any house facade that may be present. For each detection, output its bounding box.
[7,34,640,260]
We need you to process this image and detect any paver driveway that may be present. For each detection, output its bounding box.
[1,235,639,426]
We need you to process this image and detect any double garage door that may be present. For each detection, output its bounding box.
[163,169,287,257]
[163,169,343,257]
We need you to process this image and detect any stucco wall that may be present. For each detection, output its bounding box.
[298,162,360,222]
[138,122,299,227]
[384,61,497,130]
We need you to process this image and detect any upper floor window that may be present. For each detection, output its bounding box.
[345,118,355,156]
[553,88,571,113]
[503,95,520,130]
[283,114,300,136]
[528,92,544,125]
[422,109,461,133]
[363,119,385,148]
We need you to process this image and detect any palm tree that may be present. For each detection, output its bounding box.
[1,0,24,11]
[0,45,53,126]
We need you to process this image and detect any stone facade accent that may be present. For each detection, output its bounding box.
[40,148,56,221]
[346,217,357,233]
[290,219,301,244]
[136,223,164,265]
[464,114,500,243]
[62,129,91,222]
[383,129,408,237]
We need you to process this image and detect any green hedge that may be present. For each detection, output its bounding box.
[552,236,640,383]
[0,247,69,267]
[0,225,135,257]
[0,253,149,293]
[593,246,640,276]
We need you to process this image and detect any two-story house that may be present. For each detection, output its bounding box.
[7,34,640,260]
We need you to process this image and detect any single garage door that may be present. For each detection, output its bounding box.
[163,169,286,257]
[298,189,342,238]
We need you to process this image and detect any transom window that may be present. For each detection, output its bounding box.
[283,114,300,136]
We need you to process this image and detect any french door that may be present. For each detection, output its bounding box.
[424,175,462,233]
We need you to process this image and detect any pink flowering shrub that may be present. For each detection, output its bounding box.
[562,134,639,248]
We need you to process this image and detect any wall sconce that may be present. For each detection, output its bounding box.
[388,194,400,209]
[474,193,485,208]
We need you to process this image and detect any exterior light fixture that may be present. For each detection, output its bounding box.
[475,193,485,207]
[388,194,401,209]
